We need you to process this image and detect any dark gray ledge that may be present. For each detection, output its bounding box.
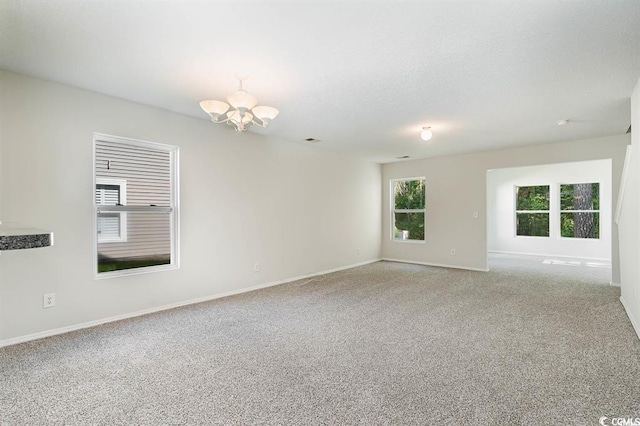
[0,222,54,251]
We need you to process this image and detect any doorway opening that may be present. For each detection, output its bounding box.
[486,159,613,284]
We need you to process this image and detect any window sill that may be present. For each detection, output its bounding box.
[94,263,178,280]
[559,237,601,241]
[392,239,426,244]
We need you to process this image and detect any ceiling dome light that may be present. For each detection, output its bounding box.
[200,76,279,132]
[421,126,433,141]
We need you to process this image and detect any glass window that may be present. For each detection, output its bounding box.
[560,183,600,239]
[516,185,550,237]
[95,179,127,243]
[392,178,425,241]
[94,134,179,277]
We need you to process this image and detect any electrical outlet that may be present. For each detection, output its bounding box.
[450,249,456,256]
[254,263,260,272]
[356,247,361,255]
[43,293,56,308]
[473,212,479,219]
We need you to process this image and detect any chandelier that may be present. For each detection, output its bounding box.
[199,76,279,132]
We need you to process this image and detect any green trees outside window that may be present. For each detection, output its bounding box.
[393,179,425,241]
[516,185,550,237]
[515,183,600,239]
[560,183,599,239]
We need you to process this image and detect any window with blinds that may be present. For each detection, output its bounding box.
[94,134,179,277]
[95,184,120,205]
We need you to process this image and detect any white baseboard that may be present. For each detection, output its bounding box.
[610,281,621,287]
[488,250,611,262]
[0,258,381,348]
[620,296,640,342]
[381,258,489,272]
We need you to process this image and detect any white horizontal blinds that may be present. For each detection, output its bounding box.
[96,139,172,264]
[98,213,122,240]
[96,183,123,241]
[96,184,120,205]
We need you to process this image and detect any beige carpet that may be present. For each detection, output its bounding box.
[1,255,639,424]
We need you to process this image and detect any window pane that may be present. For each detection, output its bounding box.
[394,212,424,240]
[96,141,171,207]
[394,180,425,210]
[96,184,121,205]
[95,136,177,276]
[561,212,599,239]
[516,213,549,237]
[560,183,599,211]
[516,186,549,210]
[97,211,171,273]
[97,213,122,241]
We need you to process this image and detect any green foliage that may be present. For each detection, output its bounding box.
[516,186,549,211]
[516,183,600,239]
[516,186,550,236]
[561,213,599,239]
[560,183,599,211]
[516,213,549,237]
[394,180,425,240]
[560,183,599,238]
[98,257,170,273]
[394,180,425,210]
[394,213,425,240]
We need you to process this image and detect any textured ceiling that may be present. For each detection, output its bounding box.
[1,0,639,163]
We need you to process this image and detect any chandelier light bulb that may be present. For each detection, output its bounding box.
[421,126,433,141]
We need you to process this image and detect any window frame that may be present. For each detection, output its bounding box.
[559,182,600,240]
[95,177,128,243]
[514,184,550,238]
[390,177,426,243]
[93,133,180,279]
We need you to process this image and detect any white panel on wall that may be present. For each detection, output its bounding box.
[618,76,640,340]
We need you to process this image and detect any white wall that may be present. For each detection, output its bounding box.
[488,159,612,261]
[381,134,628,275]
[619,77,640,339]
[0,70,382,344]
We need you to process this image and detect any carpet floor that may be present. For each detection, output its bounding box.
[1,255,639,425]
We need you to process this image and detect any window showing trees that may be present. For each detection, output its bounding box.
[94,134,179,277]
[392,178,425,241]
[516,185,550,237]
[560,183,599,239]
